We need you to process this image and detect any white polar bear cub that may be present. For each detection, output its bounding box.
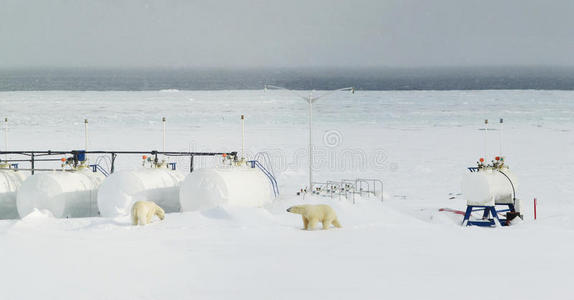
[287,204,342,230]
[131,201,165,226]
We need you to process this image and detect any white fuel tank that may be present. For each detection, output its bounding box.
[0,169,28,219]
[17,170,105,218]
[179,167,273,212]
[461,167,518,206]
[97,168,185,217]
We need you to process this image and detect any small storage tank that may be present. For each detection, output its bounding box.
[97,168,185,217]
[0,169,28,219]
[179,167,273,212]
[461,167,518,206]
[17,170,105,218]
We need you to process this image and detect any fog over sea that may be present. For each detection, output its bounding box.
[1,67,574,91]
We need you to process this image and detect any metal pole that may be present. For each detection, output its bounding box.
[3,118,8,161]
[162,117,166,153]
[190,155,194,172]
[499,118,504,156]
[308,98,313,191]
[241,115,245,160]
[264,85,353,193]
[31,153,35,175]
[110,153,116,173]
[484,119,488,160]
[84,119,88,151]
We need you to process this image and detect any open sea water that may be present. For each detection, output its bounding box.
[1,67,574,91]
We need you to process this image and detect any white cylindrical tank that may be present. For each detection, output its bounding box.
[0,170,28,219]
[97,168,185,217]
[17,170,105,218]
[461,167,518,206]
[179,167,273,212]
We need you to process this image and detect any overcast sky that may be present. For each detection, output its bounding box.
[0,0,573,69]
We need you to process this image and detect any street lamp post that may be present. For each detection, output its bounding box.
[264,85,354,192]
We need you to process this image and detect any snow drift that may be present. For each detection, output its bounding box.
[97,168,185,217]
[179,167,273,211]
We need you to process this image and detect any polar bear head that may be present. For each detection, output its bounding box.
[286,205,308,214]
[156,206,165,220]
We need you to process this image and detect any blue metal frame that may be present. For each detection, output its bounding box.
[462,203,515,227]
[90,164,110,177]
[248,160,279,197]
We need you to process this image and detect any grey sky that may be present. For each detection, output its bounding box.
[0,0,573,68]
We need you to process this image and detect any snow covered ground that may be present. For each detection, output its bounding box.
[0,90,573,299]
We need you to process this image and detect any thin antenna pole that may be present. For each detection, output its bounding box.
[162,117,166,152]
[484,119,488,160]
[307,91,316,192]
[84,119,88,151]
[3,118,7,161]
[241,115,245,160]
[499,118,504,156]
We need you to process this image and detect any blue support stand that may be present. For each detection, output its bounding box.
[462,204,515,227]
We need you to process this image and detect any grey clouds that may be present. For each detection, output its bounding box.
[0,0,573,69]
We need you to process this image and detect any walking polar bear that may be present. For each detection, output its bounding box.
[287,204,342,230]
[131,201,165,226]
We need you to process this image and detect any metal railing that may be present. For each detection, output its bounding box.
[311,178,383,203]
[0,150,236,174]
[249,160,279,197]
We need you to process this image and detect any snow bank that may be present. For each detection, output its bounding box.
[179,167,273,211]
[97,168,185,217]
[17,170,104,218]
[0,170,27,219]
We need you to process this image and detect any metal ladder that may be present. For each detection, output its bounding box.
[249,160,279,198]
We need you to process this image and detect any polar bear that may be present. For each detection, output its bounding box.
[131,201,165,226]
[287,204,342,230]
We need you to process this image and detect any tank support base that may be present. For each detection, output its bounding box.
[462,204,515,227]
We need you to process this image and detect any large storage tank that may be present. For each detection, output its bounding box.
[97,168,185,217]
[0,169,28,219]
[179,167,273,212]
[17,170,105,218]
[461,167,517,206]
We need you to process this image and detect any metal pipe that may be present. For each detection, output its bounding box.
[308,98,313,191]
[110,153,117,174]
[31,153,35,175]
[3,118,7,161]
[0,150,232,156]
[162,117,166,152]
[484,119,488,160]
[0,158,63,162]
[241,115,245,160]
[84,119,88,151]
[0,150,235,175]
[9,168,77,172]
[499,118,504,156]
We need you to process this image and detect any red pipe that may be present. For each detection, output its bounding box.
[534,198,537,220]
